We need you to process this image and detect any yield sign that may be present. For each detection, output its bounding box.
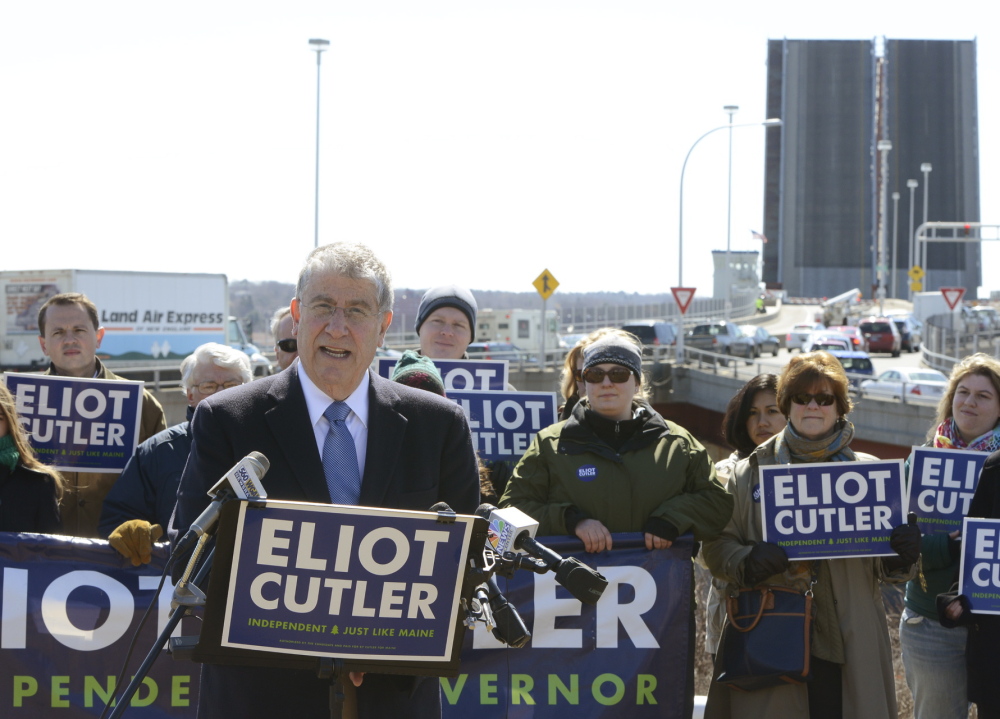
[671,287,696,315]
[941,287,966,311]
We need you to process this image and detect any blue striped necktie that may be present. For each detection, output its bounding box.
[322,401,361,505]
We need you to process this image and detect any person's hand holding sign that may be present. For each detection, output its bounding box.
[109,519,163,565]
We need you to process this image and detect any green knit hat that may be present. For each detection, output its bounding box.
[391,350,446,396]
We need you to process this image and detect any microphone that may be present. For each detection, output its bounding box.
[481,575,531,648]
[175,452,270,556]
[476,504,608,605]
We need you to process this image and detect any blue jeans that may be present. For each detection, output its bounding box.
[899,607,969,719]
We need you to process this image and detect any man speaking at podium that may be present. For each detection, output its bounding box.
[173,242,480,718]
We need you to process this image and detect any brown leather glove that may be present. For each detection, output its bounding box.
[108,520,164,566]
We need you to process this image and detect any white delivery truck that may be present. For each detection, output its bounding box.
[0,269,270,374]
[475,308,560,353]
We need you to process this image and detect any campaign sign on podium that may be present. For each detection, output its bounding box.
[374,357,509,391]
[907,446,988,535]
[194,500,484,676]
[759,460,906,560]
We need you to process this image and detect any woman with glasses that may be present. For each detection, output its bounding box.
[0,382,62,533]
[903,354,1000,719]
[702,352,920,719]
[499,330,732,554]
[557,328,615,421]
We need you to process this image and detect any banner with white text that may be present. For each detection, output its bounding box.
[760,460,907,560]
[374,358,509,391]
[908,446,988,535]
[450,390,558,463]
[959,517,1000,615]
[3,373,144,472]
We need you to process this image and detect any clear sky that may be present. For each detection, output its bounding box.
[1,1,995,298]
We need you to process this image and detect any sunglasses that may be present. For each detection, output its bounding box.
[790,393,836,406]
[276,338,297,353]
[582,366,634,384]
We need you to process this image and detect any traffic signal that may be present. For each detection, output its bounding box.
[963,224,972,236]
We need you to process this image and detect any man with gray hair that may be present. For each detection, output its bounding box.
[173,242,479,718]
[271,305,298,370]
[100,342,252,565]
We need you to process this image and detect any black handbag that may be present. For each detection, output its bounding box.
[715,583,815,691]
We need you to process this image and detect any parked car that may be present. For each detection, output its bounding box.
[786,323,825,352]
[803,331,854,353]
[466,342,527,361]
[739,325,780,357]
[687,321,753,364]
[621,321,678,356]
[827,350,875,391]
[858,317,902,356]
[811,338,852,353]
[861,368,948,404]
[826,325,869,352]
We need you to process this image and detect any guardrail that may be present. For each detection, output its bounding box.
[920,314,1000,374]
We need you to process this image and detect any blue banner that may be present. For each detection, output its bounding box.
[220,501,473,661]
[0,533,199,718]
[374,358,509,391]
[959,517,1000,615]
[0,533,691,718]
[3,373,144,472]
[450,390,558,462]
[760,460,906,560]
[442,534,692,719]
[908,446,988,535]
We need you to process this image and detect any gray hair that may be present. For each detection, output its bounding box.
[270,306,292,339]
[180,342,253,391]
[295,242,394,315]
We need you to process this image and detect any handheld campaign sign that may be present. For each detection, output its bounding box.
[3,372,144,472]
[908,446,988,535]
[759,460,906,560]
[194,500,485,677]
[450,390,558,462]
[959,517,1000,615]
[374,357,509,391]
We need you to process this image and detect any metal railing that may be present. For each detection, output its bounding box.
[920,314,1000,374]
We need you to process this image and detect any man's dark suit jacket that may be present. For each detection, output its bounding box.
[173,365,479,719]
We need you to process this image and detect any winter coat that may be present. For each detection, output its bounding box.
[0,462,61,533]
[46,359,167,537]
[702,435,904,719]
[98,406,194,537]
[703,451,741,656]
[499,399,733,541]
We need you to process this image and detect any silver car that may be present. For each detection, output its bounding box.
[861,368,948,404]
[786,323,824,352]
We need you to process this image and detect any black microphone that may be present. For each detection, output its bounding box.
[475,503,608,605]
[482,575,531,647]
[174,452,270,556]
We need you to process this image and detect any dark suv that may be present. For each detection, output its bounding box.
[686,321,753,364]
[621,321,678,357]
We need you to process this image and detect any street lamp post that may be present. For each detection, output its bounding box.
[920,162,932,288]
[891,191,900,298]
[677,117,783,287]
[907,178,918,300]
[876,140,892,315]
[723,105,738,319]
[309,38,330,249]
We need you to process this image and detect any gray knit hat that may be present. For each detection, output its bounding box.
[582,335,642,378]
[415,285,478,334]
[390,350,446,396]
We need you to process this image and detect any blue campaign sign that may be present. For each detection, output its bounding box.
[374,357,509,391]
[0,532,199,718]
[449,390,558,462]
[959,517,1000,615]
[444,534,692,719]
[4,372,144,473]
[759,460,906,560]
[908,446,988,535]
[221,501,474,662]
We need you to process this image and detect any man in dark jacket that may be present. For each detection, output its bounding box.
[38,292,166,537]
[100,342,252,564]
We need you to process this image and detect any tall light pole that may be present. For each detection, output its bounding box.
[677,117,782,287]
[876,140,892,315]
[723,105,738,319]
[907,179,918,300]
[920,162,932,287]
[309,38,330,249]
[891,191,900,299]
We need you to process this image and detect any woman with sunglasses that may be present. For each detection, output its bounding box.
[557,328,615,421]
[702,352,919,719]
[0,382,62,533]
[499,331,732,556]
[904,354,1000,719]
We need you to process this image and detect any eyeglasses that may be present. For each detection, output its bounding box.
[790,393,836,406]
[276,338,297,353]
[304,302,375,326]
[581,366,634,384]
[195,380,242,394]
